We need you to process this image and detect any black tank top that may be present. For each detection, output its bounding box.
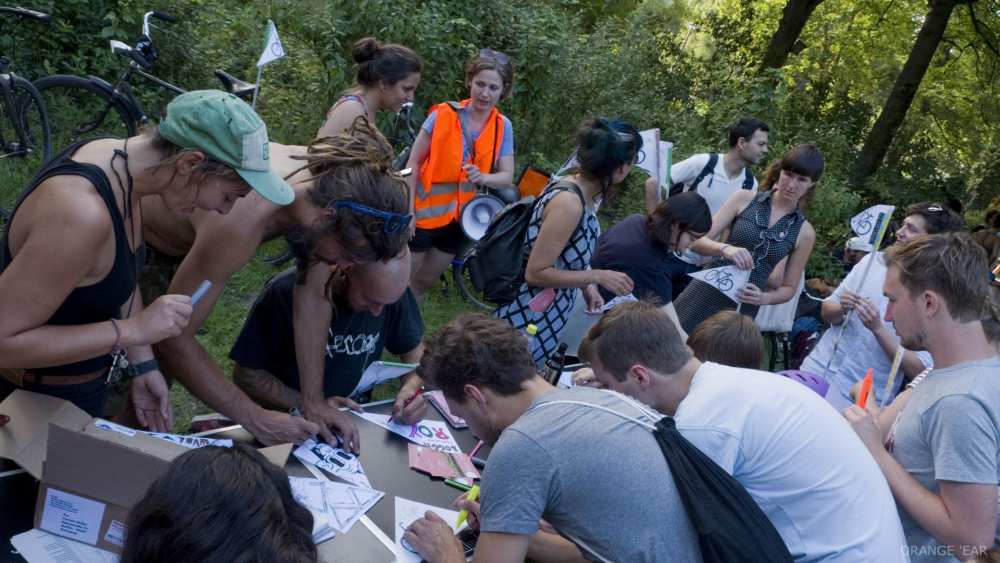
[1,140,144,375]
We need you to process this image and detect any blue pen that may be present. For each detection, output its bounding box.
[191,280,212,305]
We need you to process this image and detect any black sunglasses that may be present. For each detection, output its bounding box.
[331,201,412,234]
[478,48,510,67]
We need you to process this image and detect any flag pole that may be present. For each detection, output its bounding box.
[819,211,892,379]
[252,66,263,110]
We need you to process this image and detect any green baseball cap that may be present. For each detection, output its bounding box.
[159,90,294,205]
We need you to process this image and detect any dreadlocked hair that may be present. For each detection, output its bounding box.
[286,116,410,274]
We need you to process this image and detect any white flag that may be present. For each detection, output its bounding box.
[658,140,673,190]
[689,264,751,304]
[850,204,895,241]
[256,20,286,67]
[635,128,661,182]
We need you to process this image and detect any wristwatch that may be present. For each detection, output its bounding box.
[127,359,160,380]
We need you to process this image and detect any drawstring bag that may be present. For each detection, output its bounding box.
[530,395,793,563]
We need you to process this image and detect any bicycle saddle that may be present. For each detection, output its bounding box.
[214,69,256,100]
[0,6,51,22]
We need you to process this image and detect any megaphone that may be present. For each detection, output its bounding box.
[460,194,506,241]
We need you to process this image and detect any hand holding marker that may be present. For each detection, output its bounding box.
[455,484,480,528]
[191,280,212,306]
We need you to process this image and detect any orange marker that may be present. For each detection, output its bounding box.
[856,369,874,408]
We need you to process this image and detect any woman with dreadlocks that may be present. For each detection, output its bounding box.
[136,115,411,450]
[494,117,640,367]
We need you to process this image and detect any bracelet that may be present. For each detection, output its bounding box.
[719,244,731,256]
[109,318,123,354]
[130,359,160,378]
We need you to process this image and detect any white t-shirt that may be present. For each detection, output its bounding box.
[671,153,757,264]
[675,362,909,562]
[800,251,933,409]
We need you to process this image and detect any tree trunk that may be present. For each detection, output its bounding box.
[760,0,827,69]
[853,0,964,183]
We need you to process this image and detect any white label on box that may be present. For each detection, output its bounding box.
[40,488,106,546]
[93,418,137,437]
[104,520,126,547]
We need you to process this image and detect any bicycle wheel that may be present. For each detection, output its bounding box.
[34,74,134,155]
[0,75,51,188]
[452,247,494,311]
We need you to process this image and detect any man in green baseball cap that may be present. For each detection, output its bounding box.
[159,90,294,205]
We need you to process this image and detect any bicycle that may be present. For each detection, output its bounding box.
[0,6,52,180]
[705,268,735,292]
[31,9,257,155]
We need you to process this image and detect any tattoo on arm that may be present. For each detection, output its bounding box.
[233,365,302,411]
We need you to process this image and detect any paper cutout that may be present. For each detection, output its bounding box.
[352,412,462,454]
[11,529,119,563]
[850,204,895,240]
[688,265,751,304]
[293,438,371,488]
[289,477,384,541]
[351,360,417,398]
[408,444,480,480]
[600,293,638,313]
[426,390,467,428]
[394,497,467,563]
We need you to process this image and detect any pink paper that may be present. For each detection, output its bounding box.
[408,444,480,480]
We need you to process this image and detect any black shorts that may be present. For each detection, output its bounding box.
[409,222,468,255]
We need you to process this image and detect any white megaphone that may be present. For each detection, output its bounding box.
[460,194,506,241]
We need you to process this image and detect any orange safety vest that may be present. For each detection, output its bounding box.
[415,100,505,230]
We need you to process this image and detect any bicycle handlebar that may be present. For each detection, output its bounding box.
[142,10,176,36]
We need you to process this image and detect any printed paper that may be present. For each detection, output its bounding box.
[94,418,232,449]
[635,129,661,183]
[93,418,136,437]
[688,264,751,304]
[600,293,638,313]
[394,497,467,563]
[39,488,106,546]
[658,141,673,189]
[352,412,462,454]
[293,438,371,488]
[103,520,126,548]
[11,529,119,563]
[408,444,480,480]
[289,477,384,540]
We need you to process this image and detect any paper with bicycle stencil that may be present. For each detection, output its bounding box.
[289,477,384,542]
[850,204,895,241]
[352,412,462,454]
[688,265,751,304]
[394,497,468,563]
[293,438,372,488]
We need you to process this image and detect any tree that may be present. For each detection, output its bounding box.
[853,0,973,184]
[760,0,827,69]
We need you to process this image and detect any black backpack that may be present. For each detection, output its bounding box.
[466,180,583,306]
[668,153,755,198]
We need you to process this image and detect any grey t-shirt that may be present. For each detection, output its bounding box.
[892,357,1000,562]
[479,387,701,562]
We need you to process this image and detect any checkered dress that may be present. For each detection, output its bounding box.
[495,182,599,367]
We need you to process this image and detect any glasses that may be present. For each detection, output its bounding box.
[478,48,510,67]
[331,201,412,234]
[926,204,944,212]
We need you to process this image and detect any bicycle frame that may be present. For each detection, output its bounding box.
[0,70,32,156]
[107,62,186,126]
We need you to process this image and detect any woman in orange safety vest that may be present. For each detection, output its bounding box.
[404,49,516,301]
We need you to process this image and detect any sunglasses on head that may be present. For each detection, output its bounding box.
[331,201,412,234]
[478,48,510,66]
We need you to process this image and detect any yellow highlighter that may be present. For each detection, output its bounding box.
[455,484,481,529]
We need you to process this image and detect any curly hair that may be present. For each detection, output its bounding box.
[418,314,537,402]
[285,116,410,273]
[121,443,316,563]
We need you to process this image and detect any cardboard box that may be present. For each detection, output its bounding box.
[0,389,291,554]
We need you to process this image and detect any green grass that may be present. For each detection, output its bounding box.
[2,153,479,433]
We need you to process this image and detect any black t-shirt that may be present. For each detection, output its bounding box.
[229,270,424,399]
[591,214,690,304]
